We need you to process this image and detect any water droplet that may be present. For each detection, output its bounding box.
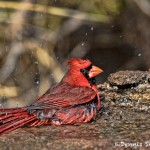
[81,43,84,46]
[111,25,114,28]
[91,27,94,31]
[36,81,40,85]
[16,104,18,108]
[119,35,122,38]
[138,53,142,57]
[85,33,88,36]
[34,61,39,64]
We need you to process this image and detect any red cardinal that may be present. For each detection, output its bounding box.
[0,58,103,135]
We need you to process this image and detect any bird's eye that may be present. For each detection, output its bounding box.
[80,68,85,73]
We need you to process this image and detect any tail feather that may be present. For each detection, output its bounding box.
[0,116,36,135]
[0,108,37,135]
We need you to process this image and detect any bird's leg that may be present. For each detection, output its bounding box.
[51,118,62,125]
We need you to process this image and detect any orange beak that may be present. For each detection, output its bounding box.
[89,65,103,78]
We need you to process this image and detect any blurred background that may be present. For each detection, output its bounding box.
[0,0,149,107]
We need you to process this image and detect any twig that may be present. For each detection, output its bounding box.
[133,0,150,17]
[0,1,111,23]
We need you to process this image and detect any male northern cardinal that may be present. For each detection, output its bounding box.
[0,58,103,135]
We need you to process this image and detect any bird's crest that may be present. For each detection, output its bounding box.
[68,58,91,69]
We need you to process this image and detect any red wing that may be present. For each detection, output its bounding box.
[30,82,96,109]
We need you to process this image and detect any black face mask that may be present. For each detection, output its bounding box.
[80,65,96,86]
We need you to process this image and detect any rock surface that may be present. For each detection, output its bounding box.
[0,70,150,150]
